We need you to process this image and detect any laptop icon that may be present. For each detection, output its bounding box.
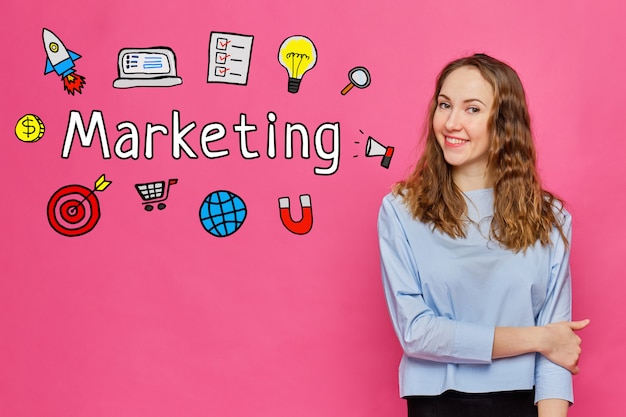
[113,47,183,88]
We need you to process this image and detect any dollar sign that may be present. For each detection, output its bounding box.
[21,116,35,138]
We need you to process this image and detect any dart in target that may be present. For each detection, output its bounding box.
[47,174,112,237]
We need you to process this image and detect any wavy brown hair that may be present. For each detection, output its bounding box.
[393,54,567,252]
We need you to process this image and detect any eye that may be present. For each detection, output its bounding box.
[438,102,450,110]
[467,106,480,114]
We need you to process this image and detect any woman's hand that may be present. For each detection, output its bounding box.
[539,319,590,374]
[493,319,589,374]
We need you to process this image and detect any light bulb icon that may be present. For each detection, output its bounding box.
[278,35,318,93]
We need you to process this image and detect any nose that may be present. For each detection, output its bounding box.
[445,109,462,131]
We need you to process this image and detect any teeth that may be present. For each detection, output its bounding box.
[446,137,467,144]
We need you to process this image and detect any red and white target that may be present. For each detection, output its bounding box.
[47,184,101,237]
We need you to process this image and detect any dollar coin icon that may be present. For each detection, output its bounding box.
[15,114,45,142]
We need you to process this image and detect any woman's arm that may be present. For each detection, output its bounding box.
[533,208,580,404]
[379,198,493,364]
[537,399,569,417]
[493,320,589,373]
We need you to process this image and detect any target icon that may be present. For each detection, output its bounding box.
[47,175,111,237]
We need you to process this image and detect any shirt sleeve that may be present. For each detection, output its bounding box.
[534,208,574,404]
[378,196,494,364]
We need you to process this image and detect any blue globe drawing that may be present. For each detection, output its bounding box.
[199,190,247,237]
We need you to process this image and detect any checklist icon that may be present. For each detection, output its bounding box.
[208,32,254,86]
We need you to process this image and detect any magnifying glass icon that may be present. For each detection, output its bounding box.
[341,66,371,95]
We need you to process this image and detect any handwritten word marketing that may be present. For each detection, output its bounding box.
[61,110,341,175]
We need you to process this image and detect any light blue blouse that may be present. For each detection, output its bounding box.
[378,189,573,403]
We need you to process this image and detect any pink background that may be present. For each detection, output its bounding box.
[0,0,622,416]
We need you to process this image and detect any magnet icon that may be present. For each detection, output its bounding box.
[278,194,313,235]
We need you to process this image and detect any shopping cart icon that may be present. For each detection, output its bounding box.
[135,178,178,211]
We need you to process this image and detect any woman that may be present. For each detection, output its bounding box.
[378,54,589,417]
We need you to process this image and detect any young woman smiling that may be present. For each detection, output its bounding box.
[378,54,588,417]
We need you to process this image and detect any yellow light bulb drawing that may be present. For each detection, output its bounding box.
[278,35,318,93]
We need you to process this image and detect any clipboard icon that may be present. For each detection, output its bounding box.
[207,32,254,86]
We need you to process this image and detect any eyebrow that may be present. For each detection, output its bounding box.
[438,94,487,107]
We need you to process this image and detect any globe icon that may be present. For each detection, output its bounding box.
[199,190,247,237]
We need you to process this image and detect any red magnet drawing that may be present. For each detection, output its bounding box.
[42,28,86,95]
[47,175,111,237]
[278,194,313,235]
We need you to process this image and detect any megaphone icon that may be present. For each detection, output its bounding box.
[365,136,394,169]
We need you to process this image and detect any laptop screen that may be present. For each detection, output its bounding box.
[114,47,182,88]
[123,52,171,74]
[118,48,176,78]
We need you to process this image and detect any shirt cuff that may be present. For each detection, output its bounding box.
[451,322,494,364]
[534,356,574,403]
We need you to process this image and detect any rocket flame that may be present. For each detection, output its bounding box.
[63,73,86,95]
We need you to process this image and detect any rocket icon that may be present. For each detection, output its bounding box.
[42,28,86,95]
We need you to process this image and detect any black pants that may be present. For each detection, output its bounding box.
[406,390,537,417]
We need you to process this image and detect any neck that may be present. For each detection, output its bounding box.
[452,168,492,191]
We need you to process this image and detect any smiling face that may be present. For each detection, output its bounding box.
[432,65,495,189]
